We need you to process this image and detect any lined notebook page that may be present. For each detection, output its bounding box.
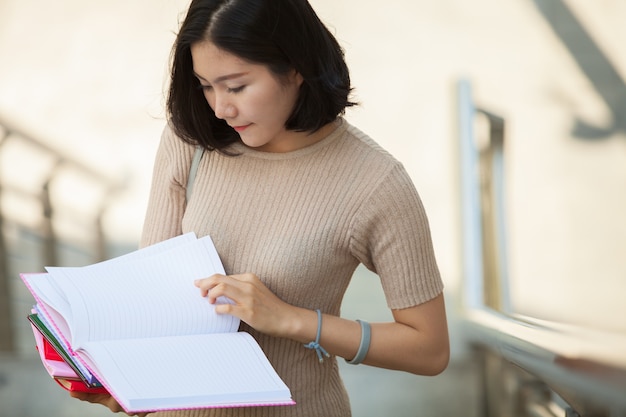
[26,233,198,347]
[31,306,98,383]
[45,235,238,348]
[80,332,293,412]
[21,233,293,411]
[88,233,197,267]
[21,274,73,346]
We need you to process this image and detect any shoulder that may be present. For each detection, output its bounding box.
[159,123,196,158]
[153,123,198,185]
[333,121,412,189]
[338,122,428,226]
[340,121,399,163]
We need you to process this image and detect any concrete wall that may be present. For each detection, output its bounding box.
[0,1,624,415]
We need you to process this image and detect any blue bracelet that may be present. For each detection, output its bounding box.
[345,319,371,365]
[304,309,330,363]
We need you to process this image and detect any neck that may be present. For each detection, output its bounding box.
[254,120,339,153]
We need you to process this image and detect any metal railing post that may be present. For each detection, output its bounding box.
[0,116,125,351]
[457,79,510,313]
[457,79,486,310]
[0,129,15,352]
[476,109,510,312]
[41,178,57,267]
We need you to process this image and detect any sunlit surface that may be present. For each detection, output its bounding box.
[1,0,625,416]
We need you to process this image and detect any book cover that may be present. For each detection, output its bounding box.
[28,312,103,387]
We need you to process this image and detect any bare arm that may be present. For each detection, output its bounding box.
[197,274,450,376]
[287,294,450,375]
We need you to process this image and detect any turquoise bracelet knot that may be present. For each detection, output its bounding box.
[303,309,330,363]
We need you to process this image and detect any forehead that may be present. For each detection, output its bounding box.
[191,41,256,80]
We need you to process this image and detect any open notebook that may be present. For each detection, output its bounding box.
[21,233,294,413]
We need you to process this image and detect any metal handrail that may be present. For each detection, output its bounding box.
[457,79,485,310]
[457,80,509,311]
[456,79,626,414]
[475,107,510,313]
[0,127,9,352]
[0,116,123,352]
[0,116,117,185]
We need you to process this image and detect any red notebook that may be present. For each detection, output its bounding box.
[30,314,108,394]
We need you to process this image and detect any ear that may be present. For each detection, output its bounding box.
[292,69,304,88]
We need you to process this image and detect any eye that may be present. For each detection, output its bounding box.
[227,85,245,94]
[198,84,213,92]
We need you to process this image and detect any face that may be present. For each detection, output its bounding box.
[191,41,304,153]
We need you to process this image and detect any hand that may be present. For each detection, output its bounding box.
[195,273,296,337]
[69,390,149,417]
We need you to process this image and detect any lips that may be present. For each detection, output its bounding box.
[232,124,251,133]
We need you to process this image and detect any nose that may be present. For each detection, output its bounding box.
[213,94,236,120]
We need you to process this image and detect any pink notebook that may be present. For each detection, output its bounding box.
[29,316,108,394]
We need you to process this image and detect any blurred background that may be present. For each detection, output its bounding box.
[1,0,625,416]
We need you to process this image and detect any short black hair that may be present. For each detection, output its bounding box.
[167,0,356,152]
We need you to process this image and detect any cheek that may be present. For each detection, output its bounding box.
[239,91,272,119]
[278,89,299,120]
[203,93,216,110]
[257,86,297,121]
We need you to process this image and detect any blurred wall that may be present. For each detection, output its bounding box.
[1,0,625,331]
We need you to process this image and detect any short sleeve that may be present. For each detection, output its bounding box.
[349,164,443,309]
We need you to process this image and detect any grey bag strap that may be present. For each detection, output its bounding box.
[186,146,205,203]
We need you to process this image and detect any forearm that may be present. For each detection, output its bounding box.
[285,294,450,376]
[363,320,450,375]
[197,273,449,375]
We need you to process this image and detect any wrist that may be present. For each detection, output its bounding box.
[303,309,330,363]
[283,307,318,344]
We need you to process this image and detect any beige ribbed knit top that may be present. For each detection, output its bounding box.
[140,118,443,417]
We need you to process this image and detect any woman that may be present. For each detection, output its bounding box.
[72,0,449,415]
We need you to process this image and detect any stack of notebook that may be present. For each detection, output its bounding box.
[22,233,294,413]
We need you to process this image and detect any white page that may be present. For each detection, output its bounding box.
[23,233,200,346]
[79,332,293,412]
[45,235,238,348]
[21,273,73,345]
[22,274,99,382]
[32,305,97,383]
[83,232,198,268]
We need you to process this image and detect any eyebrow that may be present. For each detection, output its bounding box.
[193,71,248,84]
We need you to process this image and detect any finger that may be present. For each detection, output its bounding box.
[214,301,236,315]
[69,391,88,400]
[69,391,107,404]
[193,275,241,306]
[194,274,226,297]
[207,279,247,305]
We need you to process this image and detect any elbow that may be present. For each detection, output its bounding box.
[407,343,450,376]
[424,347,450,376]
